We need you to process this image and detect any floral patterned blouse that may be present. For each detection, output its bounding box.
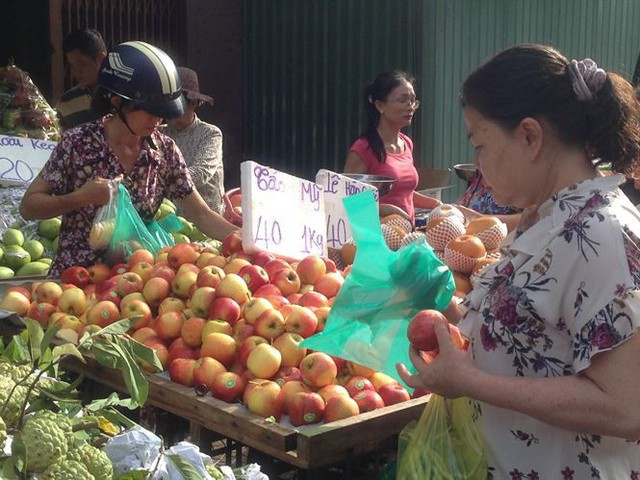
[459,171,521,215]
[459,174,640,479]
[160,115,226,216]
[40,117,195,278]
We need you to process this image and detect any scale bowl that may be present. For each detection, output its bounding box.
[453,163,478,182]
[342,174,397,196]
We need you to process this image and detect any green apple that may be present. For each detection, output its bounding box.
[154,203,174,220]
[16,261,50,277]
[177,216,194,236]
[22,239,45,261]
[38,237,54,253]
[10,218,26,229]
[37,217,62,240]
[0,266,15,278]
[2,228,24,247]
[2,245,31,271]
[171,232,191,244]
[162,197,177,210]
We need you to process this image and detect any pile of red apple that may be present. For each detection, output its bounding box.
[0,232,420,426]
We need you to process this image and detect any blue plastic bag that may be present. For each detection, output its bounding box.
[301,190,454,384]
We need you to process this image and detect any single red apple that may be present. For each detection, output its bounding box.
[407,309,449,352]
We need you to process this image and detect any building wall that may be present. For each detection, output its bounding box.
[184,0,244,190]
[242,0,424,184]
[420,0,640,199]
[242,0,640,202]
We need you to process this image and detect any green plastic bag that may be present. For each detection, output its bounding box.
[146,213,183,248]
[396,395,487,480]
[301,190,454,383]
[105,183,168,265]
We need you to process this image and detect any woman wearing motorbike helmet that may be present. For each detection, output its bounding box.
[20,41,239,278]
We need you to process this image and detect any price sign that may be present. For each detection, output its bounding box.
[315,169,378,248]
[0,134,56,186]
[240,161,327,259]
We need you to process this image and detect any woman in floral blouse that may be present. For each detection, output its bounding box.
[19,41,238,278]
[398,44,640,479]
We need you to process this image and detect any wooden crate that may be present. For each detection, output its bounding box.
[62,355,428,471]
[0,279,429,471]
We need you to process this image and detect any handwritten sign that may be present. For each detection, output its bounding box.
[315,169,378,248]
[241,161,327,259]
[0,134,56,185]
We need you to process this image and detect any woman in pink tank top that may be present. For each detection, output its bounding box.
[343,71,441,223]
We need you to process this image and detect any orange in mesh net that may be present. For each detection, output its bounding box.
[424,216,466,251]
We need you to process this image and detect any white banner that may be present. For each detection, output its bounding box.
[0,134,57,185]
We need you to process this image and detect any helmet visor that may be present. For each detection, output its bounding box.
[134,91,187,119]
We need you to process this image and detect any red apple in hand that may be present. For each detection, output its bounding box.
[407,309,449,352]
[407,309,467,353]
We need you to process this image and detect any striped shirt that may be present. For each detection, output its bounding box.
[56,85,100,130]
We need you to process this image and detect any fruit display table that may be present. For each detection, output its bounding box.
[61,354,428,476]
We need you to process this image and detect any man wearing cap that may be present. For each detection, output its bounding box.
[161,67,225,216]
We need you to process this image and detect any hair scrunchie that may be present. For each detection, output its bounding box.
[567,58,607,102]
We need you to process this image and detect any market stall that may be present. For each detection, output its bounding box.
[0,144,496,478]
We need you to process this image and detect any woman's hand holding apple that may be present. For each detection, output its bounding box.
[397,310,475,398]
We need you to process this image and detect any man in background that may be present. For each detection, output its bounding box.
[56,28,106,130]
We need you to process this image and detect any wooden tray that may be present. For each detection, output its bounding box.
[62,355,428,470]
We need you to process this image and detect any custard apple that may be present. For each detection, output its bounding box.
[0,361,33,383]
[0,376,28,427]
[67,444,113,480]
[41,458,96,480]
[0,415,6,451]
[34,410,74,447]
[17,411,69,472]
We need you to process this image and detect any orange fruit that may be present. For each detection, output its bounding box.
[453,271,472,295]
[471,257,498,276]
[446,234,486,259]
[465,216,502,235]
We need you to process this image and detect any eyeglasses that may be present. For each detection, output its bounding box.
[388,98,421,109]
